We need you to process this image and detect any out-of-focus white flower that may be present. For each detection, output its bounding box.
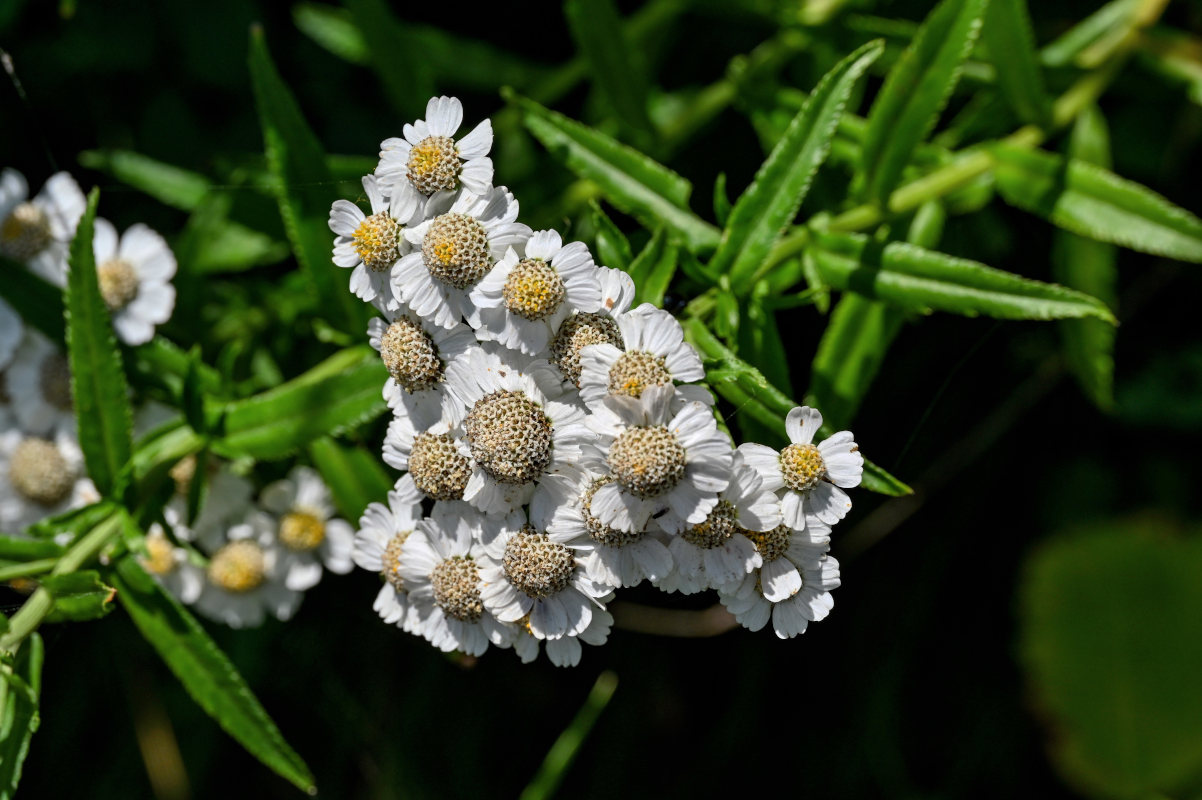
[5,330,73,436]
[194,511,303,629]
[138,520,205,604]
[0,298,22,371]
[258,466,355,591]
[0,424,98,533]
[0,169,86,287]
[92,218,177,345]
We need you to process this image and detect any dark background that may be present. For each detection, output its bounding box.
[3,0,1202,797]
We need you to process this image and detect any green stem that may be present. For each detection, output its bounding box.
[0,514,123,653]
[0,559,59,583]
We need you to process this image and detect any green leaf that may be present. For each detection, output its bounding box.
[1019,520,1202,799]
[343,0,431,116]
[982,0,1051,127]
[807,294,904,431]
[0,262,64,344]
[177,194,289,275]
[520,671,619,800]
[626,227,678,308]
[807,230,1117,322]
[738,289,792,396]
[1054,106,1117,411]
[216,346,387,460]
[991,143,1202,263]
[77,149,210,211]
[712,41,883,292]
[564,0,654,137]
[293,2,368,63]
[589,201,633,272]
[308,436,394,522]
[712,173,732,228]
[248,26,365,334]
[24,501,119,542]
[41,571,116,623]
[0,537,63,562]
[858,0,989,204]
[65,189,133,497]
[0,632,43,800]
[111,556,315,794]
[1039,0,1138,67]
[506,91,720,254]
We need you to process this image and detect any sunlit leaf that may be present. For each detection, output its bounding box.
[982,0,1051,127]
[41,571,116,623]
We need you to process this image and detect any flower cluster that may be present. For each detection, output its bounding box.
[333,98,865,666]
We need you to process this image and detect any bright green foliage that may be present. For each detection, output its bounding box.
[590,201,633,272]
[78,149,210,211]
[308,436,394,522]
[41,572,116,623]
[0,633,43,800]
[65,189,133,497]
[983,0,1051,127]
[111,557,316,794]
[626,227,677,308]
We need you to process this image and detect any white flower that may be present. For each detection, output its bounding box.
[513,602,614,667]
[0,425,98,533]
[382,414,474,503]
[392,186,531,329]
[138,520,205,604]
[738,406,863,528]
[470,230,603,355]
[329,174,424,310]
[654,450,781,594]
[718,518,840,639]
[367,309,475,428]
[577,304,706,410]
[163,453,254,544]
[376,96,494,197]
[398,503,513,656]
[194,511,303,629]
[91,218,177,345]
[258,466,355,591]
[0,298,22,371]
[352,478,425,631]
[457,348,592,513]
[546,267,635,388]
[477,515,612,641]
[0,169,86,287]
[5,330,73,436]
[583,384,732,534]
[543,471,672,589]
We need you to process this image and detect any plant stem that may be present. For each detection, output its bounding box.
[0,513,123,654]
[0,559,59,583]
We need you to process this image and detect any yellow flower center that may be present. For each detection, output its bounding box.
[780,443,825,492]
[607,350,672,398]
[352,211,402,272]
[382,530,411,592]
[0,203,53,260]
[407,135,460,194]
[607,425,686,499]
[279,511,325,552]
[421,213,490,289]
[97,258,139,310]
[141,531,178,576]
[502,258,565,320]
[207,541,266,593]
[9,438,74,506]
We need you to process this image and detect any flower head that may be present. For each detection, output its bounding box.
[376,96,494,198]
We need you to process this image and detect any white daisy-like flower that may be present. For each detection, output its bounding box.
[352,478,425,632]
[718,518,840,639]
[654,449,781,594]
[382,414,474,503]
[91,218,177,345]
[457,348,592,513]
[0,297,22,371]
[376,96,494,197]
[577,304,706,410]
[513,602,614,667]
[547,267,636,388]
[0,425,98,533]
[163,453,254,543]
[544,471,672,589]
[194,511,303,629]
[366,309,475,427]
[477,515,613,641]
[0,169,86,287]
[392,186,531,329]
[584,384,732,534]
[329,174,424,310]
[138,519,205,604]
[470,230,603,355]
[258,466,356,591]
[398,503,514,656]
[5,330,73,436]
[738,406,864,528]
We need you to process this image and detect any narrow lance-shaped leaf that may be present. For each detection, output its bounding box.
[626,227,678,308]
[248,27,365,334]
[65,189,133,496]
[505,90,721,255]
[1054,106,1117,410]
[991,143,1202,263]
[308,436,394,522]
[111,556,315,794]
[0,633,43,800]
[807,229,1117,323]
[564,0,654,138]
[77,149,210,211]
[41,571,116,623]
[983,0,1052,127]
[711,40,883,292]
[858,0,990,204]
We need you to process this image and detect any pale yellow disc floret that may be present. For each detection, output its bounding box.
[549,313,623,387]
[39,353,72,412]
[380,317,443,392]
[607,350,672,398]
[780,443,825,492]
[279,510,325,552]
[97,259,139,311]
[430,555,484,622]
[0,203,53,260]
[207,540,266,593]
[382,530,411,592]
[463,390,553,486]
[141,531,178,576]
[352,211,402,273]
[502,526,575,599]
[743,524,791,563]
[607,425,686,499]
[407,135,460,194]
[421,213,490,290]
[680,499,737,549]
[9,438,74,506]
[409,432,472,500]
[503,258,566,321]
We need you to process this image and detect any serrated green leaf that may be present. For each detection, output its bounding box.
[23,501,118,542]
[0,261,64,344]
[992,143,1202,263]
[1019,520,1202,799]
[0,632,43,800]
[248,27,365,335]
[714,41,882,291]
[506,91,720,254]
[564,0,654,137]
[41,571,116,623]
[858,0,989,204]
[983,0,1051,127]
[65,189,133,497]
[343,0,431,116]
[589,201,633,271]
[216,346,387,460]
[627,227,678,308]
[308,436,394,522]
[77,149,211,211]
[807,230,1117,322]
[111,556,315,794]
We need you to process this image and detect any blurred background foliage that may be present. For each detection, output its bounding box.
[3,0,1202,797]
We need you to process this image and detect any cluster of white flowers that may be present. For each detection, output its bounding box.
[333,97,865,666]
